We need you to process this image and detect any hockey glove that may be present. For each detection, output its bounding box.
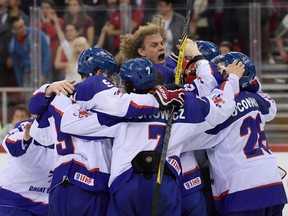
[153,85,185,111]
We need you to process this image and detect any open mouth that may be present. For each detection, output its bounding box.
[158,53,165,61]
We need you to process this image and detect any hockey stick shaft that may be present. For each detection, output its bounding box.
[151,1,193,215]
[151,106,174,216]
[174,2,192,85]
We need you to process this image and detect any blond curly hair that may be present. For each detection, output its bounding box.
[120,15,167,60]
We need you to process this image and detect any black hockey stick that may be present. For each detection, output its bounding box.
[151,1,193,215]
[151,106,175,216]
[174,0,193,85]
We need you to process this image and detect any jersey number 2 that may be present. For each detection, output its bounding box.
[240,113,271,159]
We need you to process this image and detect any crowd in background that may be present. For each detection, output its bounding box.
[0,0,287,128]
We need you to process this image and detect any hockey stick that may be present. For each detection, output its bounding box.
[151,1,193,215]
[174,0,193,85]
[151,106,175,216]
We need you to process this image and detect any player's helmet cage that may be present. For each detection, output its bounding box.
[212,52,256,88]
[77,47,118,76]
[196,40,221,61]
[120,58,156,91]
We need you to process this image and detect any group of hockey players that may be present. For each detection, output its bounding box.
[0,15,287,216]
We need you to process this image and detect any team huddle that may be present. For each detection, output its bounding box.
[0,15,287,216]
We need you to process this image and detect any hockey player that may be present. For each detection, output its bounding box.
[202,52,287,215]
[120,15,175,84]
[0,118,54,216]
[29,47,185,216]
[64,39,225,216]
[57,56,244,215]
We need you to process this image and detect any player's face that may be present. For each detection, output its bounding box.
[137,33,166,65]
[12,110,30,125]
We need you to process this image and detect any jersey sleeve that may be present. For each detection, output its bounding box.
[29,84,52,116]
[255,91,277,122]
[241,76,262,93]
[168,73,240,153]
[200,73,240,127]
[60,104,118,138]
[3,121,32,157]
[49,93,117,139]
[73,76,159,118]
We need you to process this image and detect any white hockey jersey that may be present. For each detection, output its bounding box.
[0,120,54,216]
[189,90,287,214]
[60,73,239,195]
[29,76,160,192]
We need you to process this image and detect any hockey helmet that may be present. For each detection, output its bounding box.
[77,47,117,76]
[212,52,256,88]
[120,58,156,92]
[196,40,221,61]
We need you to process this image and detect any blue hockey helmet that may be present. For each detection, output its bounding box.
[120,58,156,92]
[77,47,118,76]
[196,40,221,61]
[212,52,256,88]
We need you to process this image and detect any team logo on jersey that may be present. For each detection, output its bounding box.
[212,94,225,108]
[73,109,92,119]
[183,177,202,190]
[167,158,181,175]
[74,172,94,186]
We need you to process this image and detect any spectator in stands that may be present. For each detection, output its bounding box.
[97,0,117,53]
[41,0,64,81]
[221,0,251,55]
[172,0,186,15]
[275,13,288,63]
[219,40,232,55]
[106,0,143,64]
[0,104,30,143]
[8,16,51,87]
[155,0,184,55]
[189,0,216,42]
[95,21,109,48]
[0,0,7,14]
[0,0,29,87]
[143,0,157,23]
[260,0,276,64]
[52,12,80,80]
[63,0,95,47]
[65,36,90,83]
[83,0,109,44]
